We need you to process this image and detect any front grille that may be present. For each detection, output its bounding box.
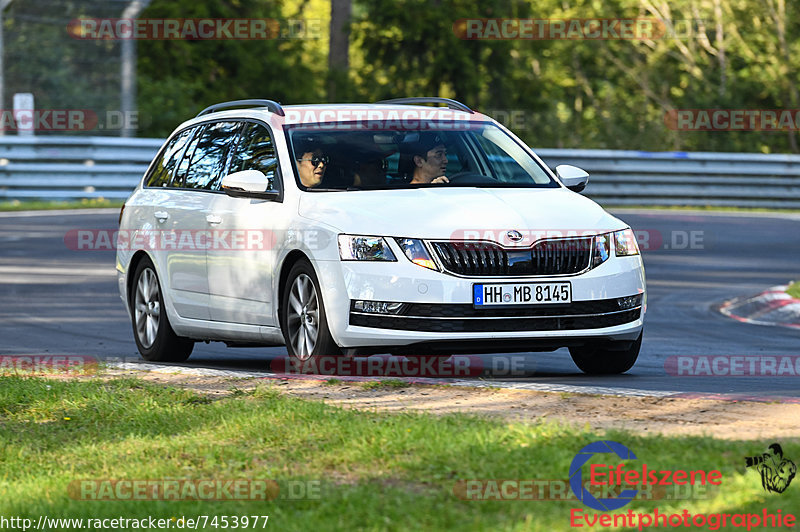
[348,295,643,332]
[430,238,592,277]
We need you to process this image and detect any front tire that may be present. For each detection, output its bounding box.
[569,332,642,375]
[130,257,193,362]
[280,259,341,368]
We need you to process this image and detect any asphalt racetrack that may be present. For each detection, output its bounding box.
[1,208,798,398]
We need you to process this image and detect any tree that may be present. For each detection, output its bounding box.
[137,0,321,137]
[327,0,351,100]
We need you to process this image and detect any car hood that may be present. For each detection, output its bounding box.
[298,187,627,245]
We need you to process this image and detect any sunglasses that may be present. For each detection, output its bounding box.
[297,155,329,167]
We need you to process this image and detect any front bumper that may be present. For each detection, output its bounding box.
[315,253,646,349]
[349,296,641,332]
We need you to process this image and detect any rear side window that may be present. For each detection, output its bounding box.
[229,123,279,191]
[182,121,241,190]
[174,126,204,187]
[146,129,192,187]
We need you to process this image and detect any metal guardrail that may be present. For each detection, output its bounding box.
[537,149,800,209]
[0,137,799,208]
[0,136,162,200]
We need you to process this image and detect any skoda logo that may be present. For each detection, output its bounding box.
[506,230,524,243]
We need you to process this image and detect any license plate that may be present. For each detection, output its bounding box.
[473,282,572,306]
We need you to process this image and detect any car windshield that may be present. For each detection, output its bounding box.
[286,121,559,190]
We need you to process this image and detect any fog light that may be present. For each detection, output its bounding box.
[617,295,642,310]
[353,301,404,314]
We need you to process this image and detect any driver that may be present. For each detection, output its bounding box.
[408,132,449,184]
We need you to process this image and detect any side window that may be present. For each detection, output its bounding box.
[183,121,241,190]
[146,129,192,187]
[228,123,279,191]
[174,125,204,187]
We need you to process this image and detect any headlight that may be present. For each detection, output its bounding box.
[591,233,610,268]
[338,235,396,261]
[614,228,640,256]
[394,238,438,270]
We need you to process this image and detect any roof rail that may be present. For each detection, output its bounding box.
[197,99,285,117]
[375,97,474,114]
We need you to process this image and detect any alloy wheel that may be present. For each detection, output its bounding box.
[286,273,319,360]
[134,268,161,348]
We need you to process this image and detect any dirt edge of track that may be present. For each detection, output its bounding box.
[95,368,800,441]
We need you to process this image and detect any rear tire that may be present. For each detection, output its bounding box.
[280,259,341,371]
[569,332,642,375]
[130,257,193,362]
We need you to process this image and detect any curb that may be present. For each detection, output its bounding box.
[719,284,800,329]
[106,362,800,403]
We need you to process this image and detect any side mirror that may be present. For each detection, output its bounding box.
[555,164,589,193]
[221,170,280,200]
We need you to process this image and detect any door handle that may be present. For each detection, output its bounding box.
[154,211,169,222]
[206,215,222,225]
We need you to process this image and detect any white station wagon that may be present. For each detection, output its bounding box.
[117,98,645,374]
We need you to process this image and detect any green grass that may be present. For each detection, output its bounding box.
[0,198,123,211]
[787,281,800,299]
[0,376,796,531]
[361,379,412,390]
